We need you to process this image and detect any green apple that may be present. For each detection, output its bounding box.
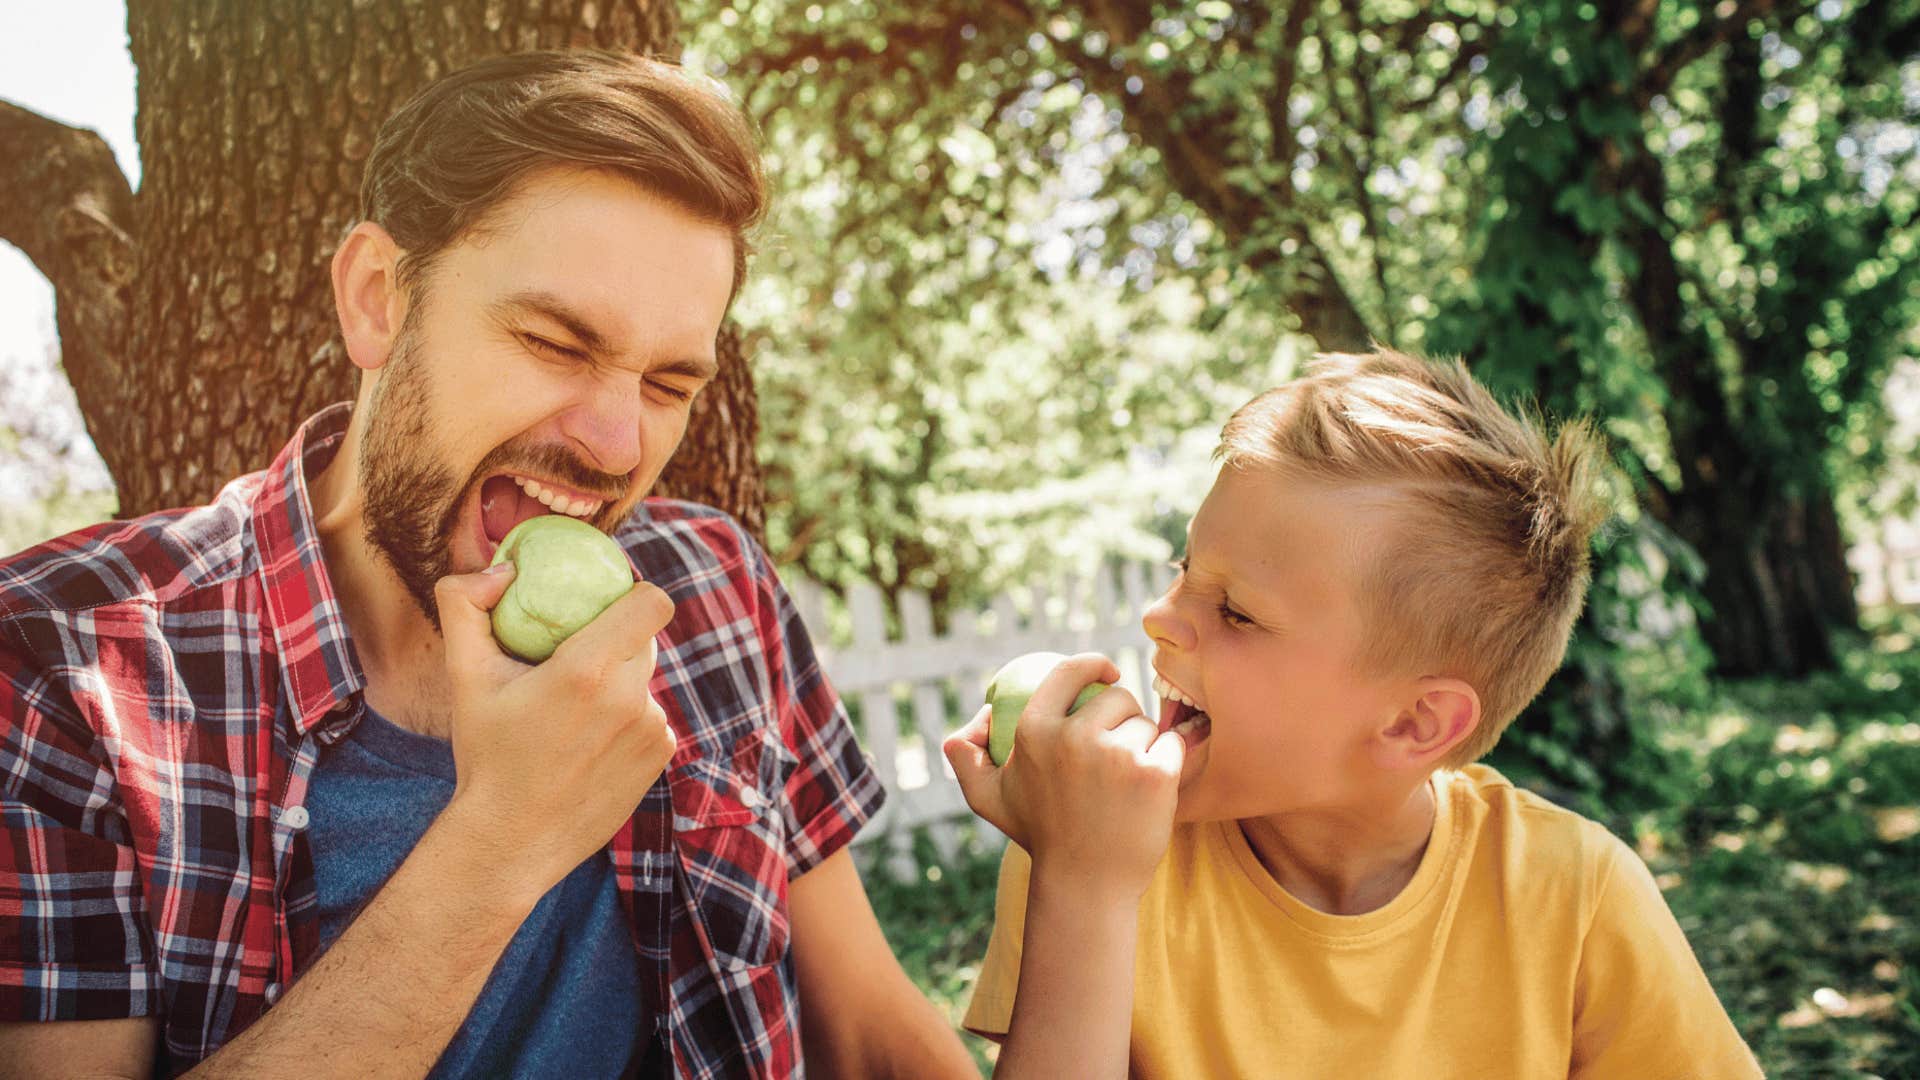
[984,651,1109,766]
[488,514,635,663]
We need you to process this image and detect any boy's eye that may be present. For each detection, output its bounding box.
[1218,602,1254,627]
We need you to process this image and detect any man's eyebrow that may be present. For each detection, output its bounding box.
[655,355,720,381]
[490,290,614,354]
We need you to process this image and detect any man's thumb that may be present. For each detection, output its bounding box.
[435,563,516,660]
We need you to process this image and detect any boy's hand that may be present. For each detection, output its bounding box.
[944,653,1184,894]
[434,563,679,903]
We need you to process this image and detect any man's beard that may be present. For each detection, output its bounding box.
[356,313,634,632]
[358,318,466,631]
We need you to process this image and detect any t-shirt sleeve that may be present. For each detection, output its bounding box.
[962,841,1033,1039]
[1570,834,1762,1079]
[741,531,886,879]
[0,636,160,1021]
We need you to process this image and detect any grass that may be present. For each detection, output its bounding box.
[866,611,1920,1078]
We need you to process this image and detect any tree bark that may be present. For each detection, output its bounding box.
[0,0,767,544]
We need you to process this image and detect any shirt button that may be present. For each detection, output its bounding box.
[738,786,762,810]
[280,805,310,830]
[264,982,283,1005]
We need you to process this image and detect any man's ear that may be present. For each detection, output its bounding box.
[331,221,409,373]
[1372,677,1481,770]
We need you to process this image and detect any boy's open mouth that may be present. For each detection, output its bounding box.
[1153,673,1213,749]
[474,472,614,561]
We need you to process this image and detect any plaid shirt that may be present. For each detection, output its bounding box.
[0,404,883,1079]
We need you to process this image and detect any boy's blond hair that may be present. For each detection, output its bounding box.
[1217,347,1612,766]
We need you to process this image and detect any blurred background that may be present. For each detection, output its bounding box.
[2,1,1918,1074]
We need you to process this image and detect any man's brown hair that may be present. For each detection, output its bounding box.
[360,49,767,303]
[1217,347,1613,766]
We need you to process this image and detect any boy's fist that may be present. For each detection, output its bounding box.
[945,652,1184,894]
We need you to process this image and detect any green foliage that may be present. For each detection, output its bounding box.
[690,0,1499,601]
[1648,612,1920,1073]
[859,824,1006,1073]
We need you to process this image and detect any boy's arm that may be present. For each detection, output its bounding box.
[1570,835,1764,1079]
[944,655,1184,1080]
[993,860,1142,1078]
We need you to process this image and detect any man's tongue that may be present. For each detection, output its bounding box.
[481,475,549,543]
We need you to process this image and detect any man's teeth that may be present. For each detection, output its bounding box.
[510,475,603,519]
[1152,674,1202,711]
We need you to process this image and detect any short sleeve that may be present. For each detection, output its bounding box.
[1570,835,1762,1079]
[0,635,160,1021]
[961,842,1033,1039]
[741,534,886,879]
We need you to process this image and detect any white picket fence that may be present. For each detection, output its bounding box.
[789,560,1176,879]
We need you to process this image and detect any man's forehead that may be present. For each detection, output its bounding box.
[453,168,734,330]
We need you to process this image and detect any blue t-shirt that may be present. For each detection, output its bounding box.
[304,707,646,1078]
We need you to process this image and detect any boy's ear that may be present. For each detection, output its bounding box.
[1373,677,1481,770]
[331,221,409,373]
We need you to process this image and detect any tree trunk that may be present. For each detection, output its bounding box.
[1609,140,1856,676]
[0,0,767,544]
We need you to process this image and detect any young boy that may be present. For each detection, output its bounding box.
[944,348,1762,1078]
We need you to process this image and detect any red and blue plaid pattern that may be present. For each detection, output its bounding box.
[0,404,883,1078]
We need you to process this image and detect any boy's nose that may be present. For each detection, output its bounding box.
[1142,593,1195,652]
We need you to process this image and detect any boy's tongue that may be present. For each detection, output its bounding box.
[1163,698,1203,732]
[480,475,548,543]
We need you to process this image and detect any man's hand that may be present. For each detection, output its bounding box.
[434,562,679,900]
[944,653,1184,895]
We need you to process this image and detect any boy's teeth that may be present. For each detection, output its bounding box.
[1153,673,1199,708]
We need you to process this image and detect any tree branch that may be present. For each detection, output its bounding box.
[1266,0,1312,208]
[0,99,136,443]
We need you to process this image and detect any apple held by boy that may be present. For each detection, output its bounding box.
[983,652,1110,765]
[488,514,636,662]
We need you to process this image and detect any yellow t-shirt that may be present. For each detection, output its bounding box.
[963,765,1761,1079]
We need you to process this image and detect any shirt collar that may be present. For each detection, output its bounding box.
[252,402,367,741]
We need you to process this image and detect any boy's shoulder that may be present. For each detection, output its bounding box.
[1444,763,1638,906]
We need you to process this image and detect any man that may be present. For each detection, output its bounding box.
[0,51,976,1079]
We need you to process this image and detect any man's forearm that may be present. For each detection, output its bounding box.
[183,802,540,1079]
[993,864,1140,1080]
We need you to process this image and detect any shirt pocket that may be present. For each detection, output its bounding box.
[669,731,793,973]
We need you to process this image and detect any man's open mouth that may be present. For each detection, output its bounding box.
[475,472,615,560]
[1152,673,1214,749]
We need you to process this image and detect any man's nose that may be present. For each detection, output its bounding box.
[558,375,646,478]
